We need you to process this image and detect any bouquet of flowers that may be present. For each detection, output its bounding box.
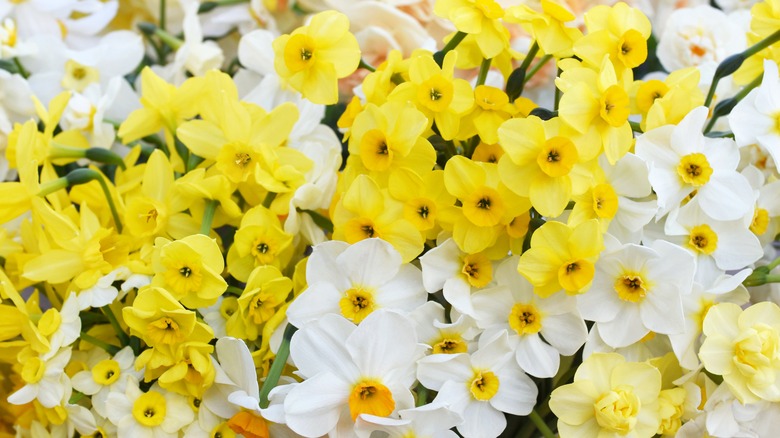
[1,0,780,436]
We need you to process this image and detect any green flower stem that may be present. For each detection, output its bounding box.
[476,58,492,87]
[554,67,563,111]
[80,332,120,355]
[37,177,70,197]
[226,286,244,296]
[49,145,127,170]
[359,59,376,73]
[64,169,124,233]
[415,385,428,407]
[200,200,218,235]
[160,0,167,32]
[524,54,552,85]
[704,72,763,133]
[300,209,334,234]
[198,0,250,13]
[13,57,28,78]
[518,42,540,76]
[259,323,298,408]
[705,28,780,108]
[433,31,467,67]
[262,191,277,209]
[101,305,130,347]
[529,409,555,438]
[629,120,644,133]
[154,27,183,51]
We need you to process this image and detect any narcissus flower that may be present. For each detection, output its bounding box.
[444,156,531,254]
[283,310,422,437]
[573,2,651,73]
[286,238,426,326]
[272,10,361,104]
[433,0,510,59]
[151,234,227,309]
[699,301,780,403]
[498,116,593,217]
[636,106,754,221]
[550,352,662,437]
[580,240,695,348]
[505,0,583,58]
[517,220,604,297]
[417,332,537,438]
[471,256,587,378]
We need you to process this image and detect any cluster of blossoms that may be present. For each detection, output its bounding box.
[2,0,780,437]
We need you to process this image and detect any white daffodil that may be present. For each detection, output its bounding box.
[416,331,537,438]
[105,382,195,438]
[7,347,71,408]
[669,272,750,370]
[419,238,496,316]
[741,165,780,247]
[579,239,695,349]
[470,256,587,378]
[204,337,302,438]
[636,106,754,221]
[71,346,142,418]
[730,60,780,168]
[410,301,479,355]
[76,266,134,310]
[355,403,462,438]
[20,30,144,107]
[283,310,423,437]
[657,6,745,73]
[171,0,225,80]
[286,238,426,326]
[663,198,762,285]
[569,152,657,244]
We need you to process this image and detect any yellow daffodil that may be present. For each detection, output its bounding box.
[360,50,410,106]
[122,150,194,241]
[226,205,294,282]
[332,174,424,262]
[151,234,227,309]
[346,100,435,183]
[556,56,634,164]
[387,168,458,240]
[550,353,662,437]
[517,219,604,296]
[118,68,205,171]
[123,286,214,350]
[505,0,583,58]
[700,301,780,403]
[444,155,531,254]
[23,199,128,291]
[434,0,510,59]
[635,67,704,131]
[388,51,474,140]
[227,266,293,341]
[573,2,651,74]
[272,10,361,104]
[498,116,594,217]
[459,85,517,144]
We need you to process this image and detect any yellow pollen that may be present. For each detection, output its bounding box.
[688,224,718,254]
[509,303,542,335]
[433,336,468,354]
[614,273,649,302]
[234,153,251,168]
[339,287,376,323]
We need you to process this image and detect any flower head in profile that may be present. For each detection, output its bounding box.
[273,10,361,104]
